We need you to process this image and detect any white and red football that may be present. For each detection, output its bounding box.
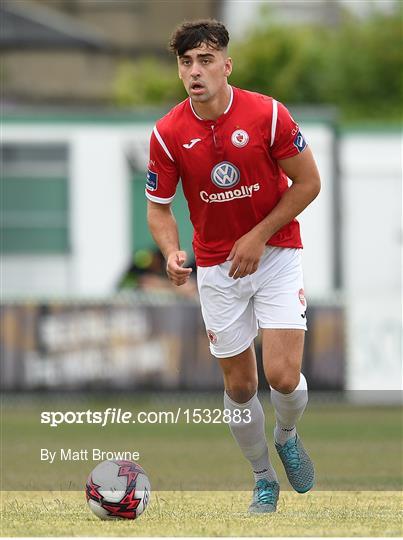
[85,460,151,520]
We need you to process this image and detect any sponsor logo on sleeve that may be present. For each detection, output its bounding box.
[146,170,158,191]
[293,130,307,152]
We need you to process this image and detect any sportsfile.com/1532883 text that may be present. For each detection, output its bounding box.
[40,408,252,427]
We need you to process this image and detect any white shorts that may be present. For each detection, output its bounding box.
[197,247,307,358]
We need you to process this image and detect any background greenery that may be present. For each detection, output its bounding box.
[113,9,402,122]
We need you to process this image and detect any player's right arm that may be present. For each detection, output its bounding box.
[147,201,192,286]
[146,124,192,286]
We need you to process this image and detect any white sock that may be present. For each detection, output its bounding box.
[224,391,278,483]
[270,373,308,446]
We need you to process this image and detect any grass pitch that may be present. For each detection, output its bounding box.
[2,398,402,536]
[2,490,402,537]
[3,399,402,492]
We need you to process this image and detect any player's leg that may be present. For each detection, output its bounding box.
[197,262,279,512]
[262,328,307,445]
[262,328,314,493]
[219,346,279,513]
[253,247,314,493]
[219,345,277,482]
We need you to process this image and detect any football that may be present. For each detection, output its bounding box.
[85,459,151,520]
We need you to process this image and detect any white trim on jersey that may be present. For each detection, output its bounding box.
[153,126,175,162]
[223,85,234,114]
[189,98,203,120]
[145,189,175,204]
[189,85,234,120]
[270,99,278,147]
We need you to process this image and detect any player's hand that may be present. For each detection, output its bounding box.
[166,250,193,286]
[227,231,266,279]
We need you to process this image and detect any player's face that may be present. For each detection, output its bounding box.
[177,43,232,103]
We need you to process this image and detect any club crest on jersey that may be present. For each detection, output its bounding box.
[211,161,240,189]
[231,129,249,148]
[146,170,158,191]
[293,130,307,152]
[298,288,306,306]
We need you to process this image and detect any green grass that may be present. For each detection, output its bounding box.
[1,398,402,536]
[2,399,402,491]
[1,490,402,537]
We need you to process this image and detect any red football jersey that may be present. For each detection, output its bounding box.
[146,86,307,267]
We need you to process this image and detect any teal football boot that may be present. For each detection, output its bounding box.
[275,434,314,493]
[248,479,280,514]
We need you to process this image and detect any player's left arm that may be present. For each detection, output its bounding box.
[227,147,320,279]
[255,146,321,241]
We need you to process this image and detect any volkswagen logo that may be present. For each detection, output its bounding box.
[211,161,240,189]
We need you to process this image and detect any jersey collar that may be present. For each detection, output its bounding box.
[189,85,234,122]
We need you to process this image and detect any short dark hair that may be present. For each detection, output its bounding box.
[169,19,229,56]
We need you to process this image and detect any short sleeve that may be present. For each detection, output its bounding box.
[270,101,308,161]
[145,125,179,204]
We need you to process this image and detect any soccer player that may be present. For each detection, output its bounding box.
[146,20,321,513]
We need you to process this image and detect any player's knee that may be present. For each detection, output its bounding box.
[225,382,257,404]
[269,372,300,394]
